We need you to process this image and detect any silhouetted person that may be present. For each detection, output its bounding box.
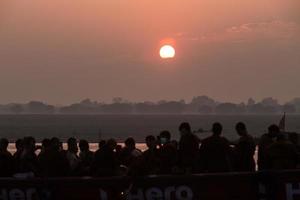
[14,138,23,155]
[115,144,123,160]
[119,137,142,167]
[13,139,23,174]
[15,139,23,153]
[158,130,171,147]
[39,138,51,156]
[158,130,178,174]
[0,138,12,156]
[66,137,80,175]
[178,122,199,173]
[18,137,38,176]
[91,139,118,177]
[38,137,70,177]
[79,139,94,175]
[265,134,298,170]
[233,122,256,171]
[138,135,160,175]
[258,124,280,170]
[0,138,14,176]
[98,140,106,149]
[198,122,232,173]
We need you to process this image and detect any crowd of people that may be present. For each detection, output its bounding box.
[0,122,299,178]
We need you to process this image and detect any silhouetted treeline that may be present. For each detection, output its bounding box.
[1,96,300,114]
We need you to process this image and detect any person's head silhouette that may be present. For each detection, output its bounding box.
[106,139,117,150]
[125,137,136,150]
[159,130,171,145]
[268,124,280,138]
[79,139,89,152]
[15,138,23,151]
[67,137,78,153]
[23,136,36,152]
[98,140,106,149]
[0,138,9,152]
[179,122,192,136]
[50,137,60,151]
[145,135,156,149]
[212,122,223,136]
[41,138,51,151]
[235,122,247,136]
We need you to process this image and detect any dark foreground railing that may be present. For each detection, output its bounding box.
[1,170,300,200]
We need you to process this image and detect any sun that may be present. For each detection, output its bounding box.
[159,45,175,59]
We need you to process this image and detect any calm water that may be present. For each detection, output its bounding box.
[0,114,299,142]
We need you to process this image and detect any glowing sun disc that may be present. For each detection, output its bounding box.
[160,45,175,59]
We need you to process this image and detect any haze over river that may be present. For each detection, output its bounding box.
[0,114,298,143]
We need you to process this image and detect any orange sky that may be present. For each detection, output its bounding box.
[0,0,299,104]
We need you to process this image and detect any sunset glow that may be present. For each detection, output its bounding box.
[0,0,299,103]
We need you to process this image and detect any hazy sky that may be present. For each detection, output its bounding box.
[0,0,299,104]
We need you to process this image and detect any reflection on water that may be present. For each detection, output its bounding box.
[8,143,147,154]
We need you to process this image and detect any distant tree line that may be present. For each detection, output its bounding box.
[1,96,300,114]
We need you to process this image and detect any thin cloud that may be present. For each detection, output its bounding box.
[175,32,199,41]
[199,20,300,43]
[227,20,299,38]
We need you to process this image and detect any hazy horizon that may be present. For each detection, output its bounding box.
[1,95,300,106]
[1,0,299,105]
